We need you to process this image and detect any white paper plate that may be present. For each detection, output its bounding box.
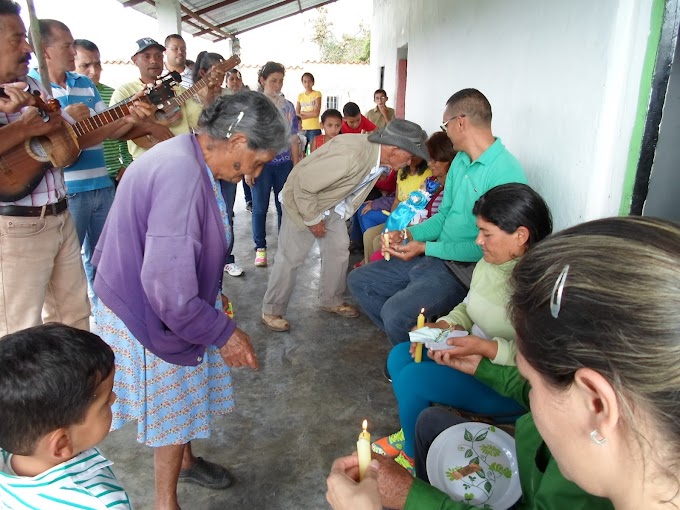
[426,422,522,509]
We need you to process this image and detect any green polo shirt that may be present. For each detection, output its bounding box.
[408,138,527,262]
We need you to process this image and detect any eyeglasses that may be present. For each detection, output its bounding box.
[440,114,466,132]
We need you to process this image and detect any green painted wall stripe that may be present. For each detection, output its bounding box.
[619,0,667,215]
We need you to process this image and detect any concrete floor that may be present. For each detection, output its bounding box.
[98,187,400,510]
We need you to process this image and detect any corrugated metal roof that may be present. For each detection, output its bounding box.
[116,0,337,42]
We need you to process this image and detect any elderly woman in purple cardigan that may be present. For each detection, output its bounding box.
[92,92,289,510]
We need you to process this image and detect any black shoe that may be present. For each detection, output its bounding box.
[348,241,364,254]
[178,457,234,490]
[246,202,252,212]
[383,361,392,383]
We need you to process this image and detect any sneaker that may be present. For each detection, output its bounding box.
[224,263,243,277]
[246,202,253,212]
[254,248,267,267]
[394,451,415,477]
[372,429,405,458]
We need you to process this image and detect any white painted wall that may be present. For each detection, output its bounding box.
[371,0,655,229]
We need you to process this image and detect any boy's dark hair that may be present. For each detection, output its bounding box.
[74,39,99,53]
[301,72,314,83]
[342,102,360,117]
[0,0,20,16]
[374,88,387,97]
[321,109,342,123]
[0,324,115,455]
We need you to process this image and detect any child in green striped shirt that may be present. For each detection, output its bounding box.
[0,324,132,509]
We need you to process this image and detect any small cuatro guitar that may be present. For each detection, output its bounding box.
[132,54,241,150]
[0,73,181,202]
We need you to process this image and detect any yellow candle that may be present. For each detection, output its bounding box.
[357,419,371,481]
[415,308,425,363]
[383,230,391,261]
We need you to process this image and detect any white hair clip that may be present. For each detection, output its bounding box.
[550,264,570,319]
[225,111,245,139]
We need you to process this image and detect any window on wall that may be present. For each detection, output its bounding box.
[327,95,339,110]
[380,66,385,89]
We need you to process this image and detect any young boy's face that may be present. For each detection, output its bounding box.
[374,93,388,106]
[322,116,342,138]
[70,370,116,452]
[344,114,362,129]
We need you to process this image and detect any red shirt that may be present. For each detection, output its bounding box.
[341,115,377,134]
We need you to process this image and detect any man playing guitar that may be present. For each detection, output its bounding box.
[0,0,151,337]
[111,37,225,160]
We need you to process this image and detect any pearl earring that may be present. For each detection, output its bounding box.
[590,429,607,445]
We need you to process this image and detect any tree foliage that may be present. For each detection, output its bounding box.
[311,7,370,63]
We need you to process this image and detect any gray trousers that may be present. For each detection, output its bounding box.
[262,209,349,316]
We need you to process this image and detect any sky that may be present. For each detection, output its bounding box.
[14,0,372,65]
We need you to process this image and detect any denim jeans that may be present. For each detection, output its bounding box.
[303,129,322,150]
[67,186,115,291]
[220,180,237,264]
[347,255,468,345]
[251,160,294,250]
[242,176,252,205]
[389,342,524,458]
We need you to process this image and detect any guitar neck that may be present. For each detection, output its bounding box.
[71,100,135,139]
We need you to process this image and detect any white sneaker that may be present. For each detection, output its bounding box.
[224,263,244,277]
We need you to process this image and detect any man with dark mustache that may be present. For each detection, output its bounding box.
[0,0,151,337]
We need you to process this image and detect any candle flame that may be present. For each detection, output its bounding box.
[362,419,368,431]
[420,308,425,313]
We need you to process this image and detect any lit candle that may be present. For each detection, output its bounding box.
[383,229,391,261]
[415,308,425,363]
[357,419,371,481]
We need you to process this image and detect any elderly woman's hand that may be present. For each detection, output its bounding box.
[372,453,414,510]
[326,454,381,510]
[384,240,426,261]
[219,328,258,369]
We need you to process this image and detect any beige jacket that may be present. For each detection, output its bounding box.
[282,134,381,229]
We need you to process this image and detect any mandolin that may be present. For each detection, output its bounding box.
[0,73,180,202]
[132,54,241,150]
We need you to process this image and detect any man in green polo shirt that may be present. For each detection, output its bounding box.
[348,88,527,347]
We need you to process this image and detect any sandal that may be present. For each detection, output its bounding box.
[321,303,359,318]
[261,313,290,332]
[178,457,234,489]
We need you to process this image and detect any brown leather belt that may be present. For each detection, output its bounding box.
[0,199,68,217]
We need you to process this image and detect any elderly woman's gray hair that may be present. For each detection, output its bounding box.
[198,91,289,153]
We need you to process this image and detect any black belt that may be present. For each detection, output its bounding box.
[0,199,68,217]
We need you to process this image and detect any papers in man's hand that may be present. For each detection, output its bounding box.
[408,327,469,351]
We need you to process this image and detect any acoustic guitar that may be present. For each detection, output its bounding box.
[0,73,180,202]
[132,54,241,150]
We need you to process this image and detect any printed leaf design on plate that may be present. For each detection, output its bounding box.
[464,428,473,441]
[469,457,480,466]
[446,466,464,481]
[480,444,501,457]
[464,492,475,501]
[474,430,488,442]
[489,425,496,432]
[465,448,473,458]
[484,481,493,494]
[489,462,512,479]
[477,469,486,479]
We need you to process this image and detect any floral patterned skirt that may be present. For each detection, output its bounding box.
[94,302,235,447]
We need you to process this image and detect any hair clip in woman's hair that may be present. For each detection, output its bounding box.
[550,264,570,319]
[225,111,245,139]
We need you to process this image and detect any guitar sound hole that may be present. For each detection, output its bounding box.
[27,137,53,162]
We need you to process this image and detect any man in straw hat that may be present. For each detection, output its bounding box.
[261,119,430,332]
